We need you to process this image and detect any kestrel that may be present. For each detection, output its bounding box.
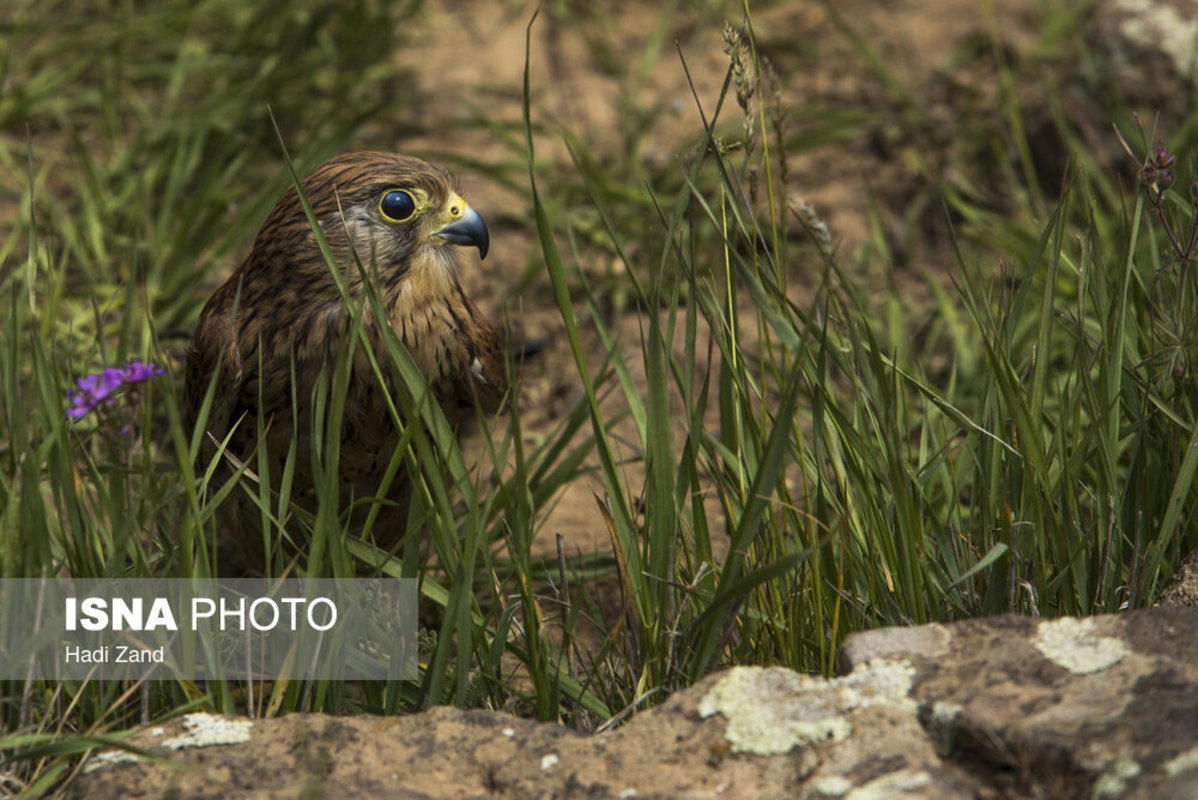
[185,151,507,573]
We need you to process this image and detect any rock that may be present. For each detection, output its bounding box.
[1088,0,1198,114]
[1158,548,1198,607]
[839,609,1198,799]
[67,606,1198,799]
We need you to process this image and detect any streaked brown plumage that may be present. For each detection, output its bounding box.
[185,152,507,573]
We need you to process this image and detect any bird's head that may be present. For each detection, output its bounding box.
[250,151,489,297]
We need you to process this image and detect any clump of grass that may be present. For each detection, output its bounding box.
[519,2,1198,713]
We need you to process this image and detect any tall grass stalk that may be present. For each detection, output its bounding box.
[514,7,1198,708]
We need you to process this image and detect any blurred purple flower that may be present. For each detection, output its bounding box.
[1143,138,1178,193]
[66,361,165,419]
[66,368,123,418]
[1152,140,1177,171]
[120,361,166,384]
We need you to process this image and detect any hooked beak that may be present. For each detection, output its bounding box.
[435,203,489,260]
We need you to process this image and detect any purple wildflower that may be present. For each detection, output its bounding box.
[1142,139,1177,194]
[120,360,166,384]
[1152,140,1177,171]
[66,368,124,418]
[65,361,165,420]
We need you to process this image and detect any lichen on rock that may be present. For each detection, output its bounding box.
[1032,618,1129,674]
[697,661,917,755]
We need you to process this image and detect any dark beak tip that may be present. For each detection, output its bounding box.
[472,214,490,260]
[440,206,489,261]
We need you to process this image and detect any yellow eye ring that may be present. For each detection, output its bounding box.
[379,189,417,223]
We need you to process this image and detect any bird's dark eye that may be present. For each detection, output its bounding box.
[379,190,416,223]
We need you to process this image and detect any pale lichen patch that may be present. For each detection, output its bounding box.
[162,713,253,750]
[809,775,853,795]
[805,768,933,799]
[698,662,916,756]
[1032,618,1129,674]
[929,701,962,725]
[1093,758,1141,799]
[1164,745,1198,777]
[83,713,252,773]
[927,701,963,750]
[83,749,143,773]
[848,768,932,799]
[1113,0,1198,78]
